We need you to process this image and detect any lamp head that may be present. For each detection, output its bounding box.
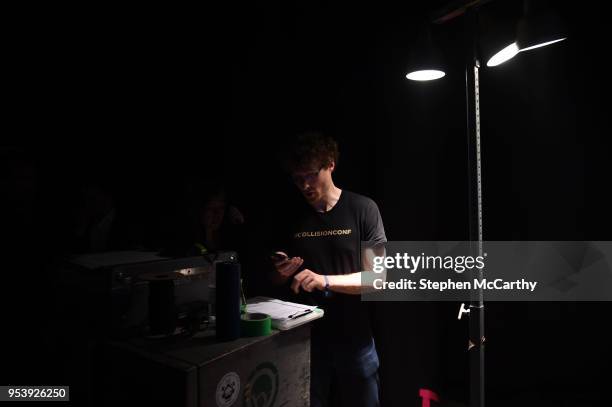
[480,11,520,68]
[405,24,446,81]
[516,0,567,52]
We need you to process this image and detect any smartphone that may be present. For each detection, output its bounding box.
[270,252,289,263]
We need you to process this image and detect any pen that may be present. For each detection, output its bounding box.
[288,309,313,319]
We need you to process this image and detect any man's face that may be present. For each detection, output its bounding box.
[290,162,334,204]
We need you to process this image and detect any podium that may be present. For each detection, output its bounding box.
[101,324,311,407]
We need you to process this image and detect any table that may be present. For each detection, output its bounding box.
[101,324,311,407]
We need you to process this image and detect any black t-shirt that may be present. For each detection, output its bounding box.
[283,190,386,375]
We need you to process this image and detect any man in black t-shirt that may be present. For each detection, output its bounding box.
[271,132,386,407]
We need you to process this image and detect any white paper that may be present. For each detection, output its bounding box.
[246,297,317,320]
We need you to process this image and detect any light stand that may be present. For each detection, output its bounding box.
[408,4,488,405]
[463,9,486,407]
[405,1,566,406]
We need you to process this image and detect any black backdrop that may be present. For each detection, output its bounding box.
[3,1,611,405]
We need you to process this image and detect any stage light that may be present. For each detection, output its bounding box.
[516,0,567,53]
[405,25,446,81]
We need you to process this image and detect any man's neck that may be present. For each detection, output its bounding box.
[312,185,342,213]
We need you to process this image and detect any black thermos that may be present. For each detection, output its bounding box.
[215,261,241,341]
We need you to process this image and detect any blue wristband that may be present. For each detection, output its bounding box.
[323,275,331,297]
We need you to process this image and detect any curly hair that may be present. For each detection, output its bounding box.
[281,131,339,172]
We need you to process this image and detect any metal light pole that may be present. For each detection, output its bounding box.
[463,8,486,407]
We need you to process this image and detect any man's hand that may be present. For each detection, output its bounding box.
[291,269,325,294]
[272,251,303,280]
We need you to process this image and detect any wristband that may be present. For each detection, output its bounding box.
[323,274,331,297]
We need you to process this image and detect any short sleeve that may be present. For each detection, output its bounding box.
[362,199,386,244]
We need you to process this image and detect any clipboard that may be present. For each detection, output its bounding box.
[246,296,324,330]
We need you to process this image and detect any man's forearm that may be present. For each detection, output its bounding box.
[327,272,368,295]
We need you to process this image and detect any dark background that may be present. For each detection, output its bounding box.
[3,0,611,405]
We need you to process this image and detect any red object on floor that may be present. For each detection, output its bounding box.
[419,388,440,407]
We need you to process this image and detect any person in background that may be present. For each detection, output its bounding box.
[158,181,246,257]
[194,186,245,253]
